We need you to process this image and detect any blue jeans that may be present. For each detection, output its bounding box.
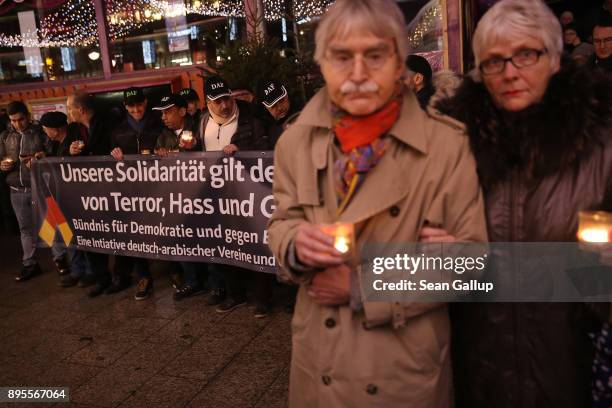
[51,231,67,263]
[10,188,36,267]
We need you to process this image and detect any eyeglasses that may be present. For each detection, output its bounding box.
[479,48,547,75]
[593,37,612,46]
[325,47,396,71]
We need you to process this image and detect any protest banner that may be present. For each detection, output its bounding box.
[31,151,278,273]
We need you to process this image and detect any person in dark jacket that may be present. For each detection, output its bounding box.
[40,111,93,288]
[110,88,162,159]
[197,76,269,317]
[150,92,203,300]
[254,79,299,148]
[254,79,300,314]
[178,87,203,126]
[199,76,267,154]
[0,101,48,281]
[67,92,115,297]
[153,93,199,154]
[405,54,435,109]
[425,1,612,407]
[109,87,164,300]
[589,17,612,74]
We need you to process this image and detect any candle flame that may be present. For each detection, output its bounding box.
[334,236,350,254]
[579,228,610,243]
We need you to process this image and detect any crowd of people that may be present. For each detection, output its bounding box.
[0,0,612,406]
[0,73,301,318]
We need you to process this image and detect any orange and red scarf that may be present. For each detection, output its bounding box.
[333,97,401,215]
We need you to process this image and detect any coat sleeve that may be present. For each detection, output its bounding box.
[267,133,314,283]
[363,133,489,329]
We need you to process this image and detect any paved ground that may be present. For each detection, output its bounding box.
[0,232,291,408]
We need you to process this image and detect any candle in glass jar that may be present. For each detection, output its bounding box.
[321,222,355,255]
[334,235,350,254]
[180,131,193,145]
[577,211,612,243]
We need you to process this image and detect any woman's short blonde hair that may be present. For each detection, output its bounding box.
[472,0,562,80]
[314,0,408,65]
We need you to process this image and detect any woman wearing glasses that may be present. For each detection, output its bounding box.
[427,0,612,407]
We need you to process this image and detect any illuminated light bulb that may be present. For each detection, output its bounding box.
[88,50,100,60]
[144,9,152,18]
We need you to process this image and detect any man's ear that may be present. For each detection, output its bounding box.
[414,73,424,87]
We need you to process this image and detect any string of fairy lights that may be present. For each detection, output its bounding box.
[407,2,441,49]
[0,0,439,48]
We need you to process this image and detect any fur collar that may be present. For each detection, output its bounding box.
[436,61,612,188]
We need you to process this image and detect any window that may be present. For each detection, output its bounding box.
[104,0,245,72]
[0,0,103,84]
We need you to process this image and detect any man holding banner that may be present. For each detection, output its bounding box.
[39,111,93,288]
[199,76,272,316]
[267,0,487,406]
[67,92,114,297]
[110,87,164,300]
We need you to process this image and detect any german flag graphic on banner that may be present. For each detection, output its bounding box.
[39,196,73,247]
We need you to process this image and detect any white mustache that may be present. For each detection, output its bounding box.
[340,80,379,94]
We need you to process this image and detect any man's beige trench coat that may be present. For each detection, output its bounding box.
[268,88,488,408]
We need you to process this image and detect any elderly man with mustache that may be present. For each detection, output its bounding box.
[267,0,488,406]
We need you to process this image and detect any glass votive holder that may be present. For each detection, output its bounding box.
[578,211,612,243]
[320,222,355,256]
[2,156,14,166]
[180,131,194,146]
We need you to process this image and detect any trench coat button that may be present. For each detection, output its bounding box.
[325,318,336,328]
[389,205,400,217]
[366,384,378,395]
[322,375,332,386]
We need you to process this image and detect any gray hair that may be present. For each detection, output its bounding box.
[472,0,562,81]
[314,0,408,65]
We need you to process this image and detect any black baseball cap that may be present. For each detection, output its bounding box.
[123,87,146,105]
[258,80,288,108]
[406,55,433,83]
[178,88,199,101]
[204,76,232,101]
[40,111,68,128]
[152,93,187,111]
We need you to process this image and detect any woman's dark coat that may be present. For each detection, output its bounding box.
[436,62,612,408]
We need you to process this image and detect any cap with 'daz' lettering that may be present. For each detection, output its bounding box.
[204,76,232,101]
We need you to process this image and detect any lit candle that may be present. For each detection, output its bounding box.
[321,222,355,256]
[578,211,612,243]
[2,156,14,165]
[334,236,350,254]
[140,149,151,155]
[579,228,610,243]
[180,131,194,146]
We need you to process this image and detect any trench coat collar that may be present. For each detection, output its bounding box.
[296,87,430,224]
[296,87,429,170]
